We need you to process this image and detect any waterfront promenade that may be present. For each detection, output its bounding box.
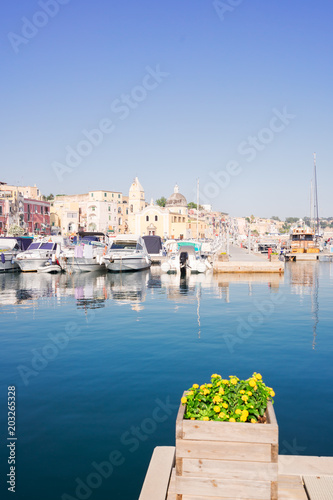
[214,244,284,273]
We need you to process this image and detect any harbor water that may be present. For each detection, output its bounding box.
[0,262,333,499]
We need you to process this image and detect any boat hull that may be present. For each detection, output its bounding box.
[16,258,51,272]
[64,257,103,273]
[105,257,151,272]
[0,253,19,272]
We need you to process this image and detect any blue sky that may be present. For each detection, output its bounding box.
[1,0,332,218]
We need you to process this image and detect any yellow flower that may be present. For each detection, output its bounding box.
[240,415,247,422]
[203,389,210,396]
[235,409,242,415]
[202,416,209,421]
[270,390,275,397]
[213,396,221,404]
[218,412,226,418]
[211,373,220,378]
[187,391,194,396]
[229,417,236,422]
[213,406,221,413]
[240,390,245,394]
[191,417,195,420]
[181,397,187,404]
[241,395,248,402]
[200,384,206,390]
[219,388,225,395]
[207,383,213,388]
[222,403,228,409]
[251,418,257,423]
[247,391,252,396]
[255,373,262,380]
[242,409,249,418]
[254,385,258,391]
[248,379,256,388]
[222,379,229,385]
[192,384,199,389]
[216,381,222,387]
[230,378,237,385]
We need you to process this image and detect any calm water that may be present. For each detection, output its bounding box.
[0,263,333,500]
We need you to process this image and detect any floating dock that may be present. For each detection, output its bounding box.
[139,447,333,500]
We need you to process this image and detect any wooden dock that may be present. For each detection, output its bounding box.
[139,447,333,500]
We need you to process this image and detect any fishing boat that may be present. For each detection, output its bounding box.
[14,238,62,272]
[161,243,211,276]
[289,221,319,254]
[102,235,151,272]
[0,237,33,272]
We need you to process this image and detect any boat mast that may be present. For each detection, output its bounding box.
[196,178,199,240]
[310,180,313,230]
[313,152,319,236]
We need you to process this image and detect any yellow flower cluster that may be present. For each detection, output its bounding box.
[181,372,275,423]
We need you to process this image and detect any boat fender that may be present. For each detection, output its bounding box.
[1,253,5,264]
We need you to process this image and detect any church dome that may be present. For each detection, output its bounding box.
[166,184,187,208]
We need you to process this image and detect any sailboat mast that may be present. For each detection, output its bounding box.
[310,180,313,230]
[196,178,199,239]
[313,152,319,236]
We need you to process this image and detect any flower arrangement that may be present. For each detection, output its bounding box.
[181,373,275,423]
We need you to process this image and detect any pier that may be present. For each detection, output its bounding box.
[214,245,284,274]
[139,447,333,500]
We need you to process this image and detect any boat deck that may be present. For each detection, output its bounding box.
[139,447,333,500]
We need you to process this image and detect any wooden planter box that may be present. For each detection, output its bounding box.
[175,399,278,500]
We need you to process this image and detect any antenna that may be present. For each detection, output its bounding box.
[313,153,319,237]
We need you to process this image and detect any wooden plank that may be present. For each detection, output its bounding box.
[182,420,278,444]
[139,446,175,500]
[182,458,278,481]
[166,468,177,500]
[303,475,333,500]
[176,397,186,440]
[175,475,272,499]
[176,438,272,462]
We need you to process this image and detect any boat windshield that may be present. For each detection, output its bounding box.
[40,243,56,250]
[292,234,313,241]
[27,242,41,250]
[112,241,137,250]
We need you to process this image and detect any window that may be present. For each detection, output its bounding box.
[108,206,111,211]
[126,209,128,215]
[91,193,93,197]
[146,216,149,222]
[118,194,120,198]
[130,205,133,213]
[183,217,185,222]
[0,206,2,215]
[109,215,111,221]
[112,193,114,198]
[41,206,44,214]
[104,193,107,197]
[155,215,158,221]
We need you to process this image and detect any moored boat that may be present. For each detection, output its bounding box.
[102,235,151,272]
[0,237,33,272]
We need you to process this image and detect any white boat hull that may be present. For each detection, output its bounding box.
[63,257,103,273]
[37,264,62,274]
[16,258,51,272]
[105,256,151,272]
[0,253,19,272]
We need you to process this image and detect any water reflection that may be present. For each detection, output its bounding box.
[0,268,287,312]
[288,262,320,349]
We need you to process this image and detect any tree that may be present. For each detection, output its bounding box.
[46,193,54,200]
[156,197,166,207]
[280,222,291,234]
[271,216,280,221]
[285,217,299,224]
[188,202,203,210]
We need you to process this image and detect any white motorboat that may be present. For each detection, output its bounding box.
[0,237,33,272]
[59,233,106,273]
[103,235,151,272]
[161,244,211,275]
[14,238,62,272]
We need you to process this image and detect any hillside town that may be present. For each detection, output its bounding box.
[1,178,333,243]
